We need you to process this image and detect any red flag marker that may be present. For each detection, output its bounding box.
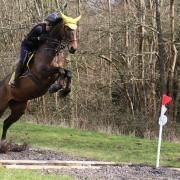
[156,94,172,168]
[161,95,172,105]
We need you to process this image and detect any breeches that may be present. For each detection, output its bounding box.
[20,42,36,63]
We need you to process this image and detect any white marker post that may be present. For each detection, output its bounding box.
[156,95,172,168]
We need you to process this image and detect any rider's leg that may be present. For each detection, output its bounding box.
[9,43,28,87]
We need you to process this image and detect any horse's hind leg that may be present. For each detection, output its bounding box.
[1,101,27,140]
[0,93,10,119]
[0,103,8,119]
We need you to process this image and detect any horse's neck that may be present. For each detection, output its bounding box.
[41,43,57,57]
[49,22,63,41]
[33,23,64,66]
[31,44,56,70]
[45,40,59,49]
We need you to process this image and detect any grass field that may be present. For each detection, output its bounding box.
[0,168,74,180]
[0,122,179,168]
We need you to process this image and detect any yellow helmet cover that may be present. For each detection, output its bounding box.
[60,12,81,30]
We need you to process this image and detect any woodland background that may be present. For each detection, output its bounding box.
[0,0,179,139]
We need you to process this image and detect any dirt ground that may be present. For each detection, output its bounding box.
[0,145,179,180]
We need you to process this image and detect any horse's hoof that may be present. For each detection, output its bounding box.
[59,68,65,76]
[48,85,62,94]
[48,88,58,94]
[11,142,28,152]
[0,140,10,153]
[59,89,71,97]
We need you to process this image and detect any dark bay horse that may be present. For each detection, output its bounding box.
[0,14,80,141]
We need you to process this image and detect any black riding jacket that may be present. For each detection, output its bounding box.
[23,23,47,49]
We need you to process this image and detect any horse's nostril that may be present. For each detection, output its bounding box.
[69,47,76,54]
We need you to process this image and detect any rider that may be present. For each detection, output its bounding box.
[9,12,61,87]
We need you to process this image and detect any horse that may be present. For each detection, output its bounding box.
[0,14,80,141]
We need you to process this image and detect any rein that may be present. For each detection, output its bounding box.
[44,36,77,53]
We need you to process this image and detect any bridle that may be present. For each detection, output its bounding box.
[44,24,77,53]
[44,38,77,54]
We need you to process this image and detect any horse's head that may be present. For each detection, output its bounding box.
[49,12,81,54]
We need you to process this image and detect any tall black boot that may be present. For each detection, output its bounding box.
[9,61,24,88]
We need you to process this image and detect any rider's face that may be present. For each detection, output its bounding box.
[45,21,54,32]
[46,24,51,32]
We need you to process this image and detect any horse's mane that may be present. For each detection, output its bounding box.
[49,18,63,37]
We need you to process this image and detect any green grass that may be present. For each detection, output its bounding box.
[0,167,74,180]
[0,122,180,168]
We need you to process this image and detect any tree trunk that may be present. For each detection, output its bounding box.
[155,0,167,95]
[168,0,178,121]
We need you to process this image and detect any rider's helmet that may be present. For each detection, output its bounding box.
[44,13,59,25]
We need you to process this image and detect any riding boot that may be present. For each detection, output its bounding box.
[9,61,24,88]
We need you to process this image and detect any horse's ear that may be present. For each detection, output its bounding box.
[59,12,81,30]
[73,15,81,23]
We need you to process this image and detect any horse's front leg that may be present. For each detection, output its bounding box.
[59,69,72,97]
[40,66,65,77]
[48,73,65,94]
[40,66,66,93]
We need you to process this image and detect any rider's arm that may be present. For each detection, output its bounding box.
[26,23,47,42]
